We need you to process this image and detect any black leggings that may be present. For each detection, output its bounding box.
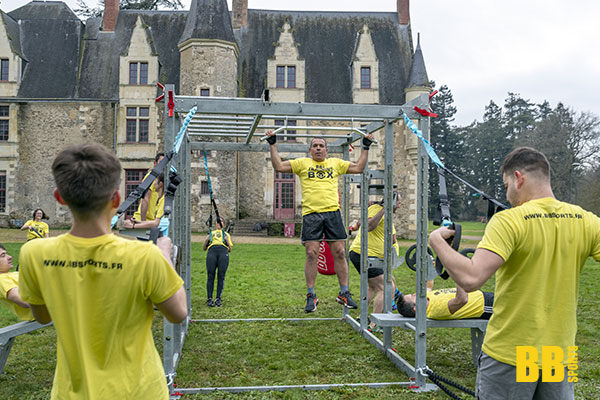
[206,245,229,299]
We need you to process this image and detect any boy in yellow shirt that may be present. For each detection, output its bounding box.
[19,143,187,399]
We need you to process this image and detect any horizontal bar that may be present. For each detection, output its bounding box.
[189,141,346,154]
[177,381,413,394]
[191,317,341,323]
[189,121,253,126]
[174,97,418,119]
[187,132,247,137]
[262,115,384,122]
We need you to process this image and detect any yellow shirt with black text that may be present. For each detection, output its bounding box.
[477,197,600,366]
[289,157,350,215]
[19,233,183,399]
[24,220,49,240]
[207,230,233,251]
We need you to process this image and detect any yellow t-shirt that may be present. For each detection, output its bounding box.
[24,220,49,240]
[289,157,350,215]
[155,195,165,220]
[0,272,34,321]
[207,230,233,251]
[133,171,160,221]
[19,233,184,399]
[426,288,485,319]
[477,197,600,366]
[349,204,397,258]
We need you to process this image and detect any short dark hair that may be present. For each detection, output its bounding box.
[154,153,165,163]
[395,293,416,318]
[500,147,550,179]
[309,137,327,149]
[52,143,121,217]
[32,208,49,220]
[0,244,5,251]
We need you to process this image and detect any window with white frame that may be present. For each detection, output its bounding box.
[0,106,8,141]
[360,66,371,89]
[276,65,296,88]
[275,119,297,142]
[126,106,149,143]
[129,62,148,85]
[0,60,8,81]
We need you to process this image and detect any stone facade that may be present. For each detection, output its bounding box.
[0,0,429,238]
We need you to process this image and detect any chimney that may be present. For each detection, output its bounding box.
[397,0,409,25]
[103,0,119,32]
[232,0,248,29]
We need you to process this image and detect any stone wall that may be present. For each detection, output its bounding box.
[9,102,114,227]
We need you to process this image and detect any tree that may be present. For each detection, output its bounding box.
[75,0,183,19]
[522,103,600,202]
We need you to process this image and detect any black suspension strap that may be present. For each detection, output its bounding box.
[202,150,223,242]
[421,367,475,399]
[111,106,197,240]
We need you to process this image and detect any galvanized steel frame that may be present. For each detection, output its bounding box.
[161,87,438,395]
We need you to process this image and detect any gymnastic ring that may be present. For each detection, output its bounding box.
[459,247,476,259]
[405,244,434,272]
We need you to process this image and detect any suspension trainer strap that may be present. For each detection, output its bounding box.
[203,150,222,241]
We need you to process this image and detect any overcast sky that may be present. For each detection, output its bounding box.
[2,0,599,126]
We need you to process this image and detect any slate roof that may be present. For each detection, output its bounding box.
[79,11,188,99]
[179,0,235,45]
[407,35,429,88]
[8,1,82,98]
[236,10,413,105]
[1,11,25,59]
[2,1,420,104]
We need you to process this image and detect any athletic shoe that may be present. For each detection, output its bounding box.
[215,298,222,307]
[207,298,215,307]
[305,293,319,313]
[336,291,358,309]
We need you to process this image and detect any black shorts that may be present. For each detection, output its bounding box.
[349,250,384,279]
[479,291,494,319]
[301,210,347,243]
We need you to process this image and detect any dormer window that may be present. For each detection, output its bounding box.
[276,65,296,88]
[129,62,148,85]
[0,59,8,81]
[360,67,371,89]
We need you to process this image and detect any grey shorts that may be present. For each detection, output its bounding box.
[476,352,574,400]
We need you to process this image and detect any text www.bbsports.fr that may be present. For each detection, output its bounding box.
[43,259,123,269]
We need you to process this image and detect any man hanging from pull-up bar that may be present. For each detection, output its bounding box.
[265,130,374,313]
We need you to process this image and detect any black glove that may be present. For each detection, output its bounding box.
[266,135,277,145]
[362,136,373,150]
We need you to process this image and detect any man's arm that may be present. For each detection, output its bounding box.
[367,207,385,232]
[139,188,153,221]
[30,304,52,324]
[155,286,187,323]
[429,226,504,291]
[7,287,30,309]
[446,284,469,314]
[265,131,293,173]
[347,135,374,174]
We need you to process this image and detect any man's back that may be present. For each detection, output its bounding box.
[19,233,183,399]
[477,197,600,365]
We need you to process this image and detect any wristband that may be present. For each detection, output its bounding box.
[266,135,277,145]
[362,136,372,149]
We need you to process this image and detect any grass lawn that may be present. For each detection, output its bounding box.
[1,239,599,399]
